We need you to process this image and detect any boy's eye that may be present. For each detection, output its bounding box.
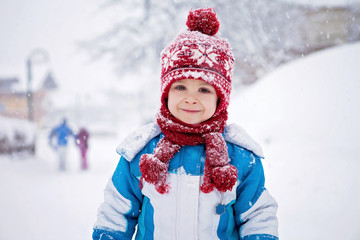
[199,88,211,93]
[175,85,186,90]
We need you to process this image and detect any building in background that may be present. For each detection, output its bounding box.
[298,5,360,52]
[0,72,57,123]
[237,3,360,85]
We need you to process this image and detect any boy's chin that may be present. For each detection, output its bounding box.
[177,118,207,126]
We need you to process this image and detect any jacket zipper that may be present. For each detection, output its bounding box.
[175,150,183,240]
[194,147,203,239]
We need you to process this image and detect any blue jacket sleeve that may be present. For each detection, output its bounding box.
[48,127,57,139]
[92,156,143,240]
[231,147,279,239]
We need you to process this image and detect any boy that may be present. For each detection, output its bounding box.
[93,8,278,240]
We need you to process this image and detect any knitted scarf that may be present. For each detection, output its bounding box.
[139,106,238,194]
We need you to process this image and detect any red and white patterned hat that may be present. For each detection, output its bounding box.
[160,8,235,117]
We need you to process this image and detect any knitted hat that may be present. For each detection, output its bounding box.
[160,8,235,117]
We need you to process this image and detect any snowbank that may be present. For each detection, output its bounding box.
[229,42,360,240]
[0,116,36,154]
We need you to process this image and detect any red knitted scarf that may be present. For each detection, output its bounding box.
[139,106,238,194]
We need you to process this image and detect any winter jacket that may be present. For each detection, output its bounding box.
[93,122,278,240]
[49,123,73,146]
[77,128,89,150]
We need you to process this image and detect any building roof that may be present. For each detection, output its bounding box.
[42,72,58,90]
[0,77,19,93]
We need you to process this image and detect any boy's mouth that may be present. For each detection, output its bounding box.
[181,109,201,113]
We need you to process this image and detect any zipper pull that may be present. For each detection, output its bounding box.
[216,193,226,215]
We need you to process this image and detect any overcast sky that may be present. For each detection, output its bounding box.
[1,0,359,97]
[0,0,117,96]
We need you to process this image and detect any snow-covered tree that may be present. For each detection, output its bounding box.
[347,3,360,42]
[212,0,306,85]
[81,0,360,124]
[82,0,309,87]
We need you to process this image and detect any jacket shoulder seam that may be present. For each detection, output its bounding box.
[224,123,264,158]
[116,121,161,161]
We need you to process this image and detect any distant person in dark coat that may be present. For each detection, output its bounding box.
[48,118,74,171]
[76,127,90,170]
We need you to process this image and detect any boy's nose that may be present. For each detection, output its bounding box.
[184,96,197,104]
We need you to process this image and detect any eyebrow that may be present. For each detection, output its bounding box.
[199,82,212,86]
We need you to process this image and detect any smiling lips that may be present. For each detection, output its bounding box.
[181,108,202,113]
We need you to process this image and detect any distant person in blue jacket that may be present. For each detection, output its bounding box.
[92,8,278,240]
[49,118,74,171]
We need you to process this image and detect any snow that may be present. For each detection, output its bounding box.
[1,43,360,239]
[116,121,161,161]
[0,116,36,145]
[224,123,264,158]
[229,42,360,239]
[0,133,119,239]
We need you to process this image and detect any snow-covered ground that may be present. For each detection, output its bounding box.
[229,42,360,239]
[1,42,360,239]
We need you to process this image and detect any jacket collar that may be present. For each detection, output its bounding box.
[117,121,264,161]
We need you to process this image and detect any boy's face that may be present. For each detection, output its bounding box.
[167,79,218,125]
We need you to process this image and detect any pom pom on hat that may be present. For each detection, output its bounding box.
[186,8,220,36]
